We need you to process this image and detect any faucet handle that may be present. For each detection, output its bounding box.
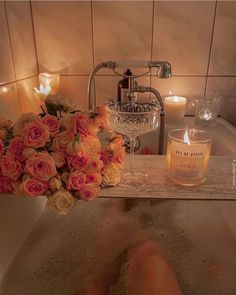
[157,62,172,79]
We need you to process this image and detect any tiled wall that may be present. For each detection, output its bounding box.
[0,1,236,125]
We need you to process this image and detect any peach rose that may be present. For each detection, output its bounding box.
[51,151,66,168]
[52,131,73,152]
[0,116,13,129]
[67,171,86,191]
[74,112,90,136]
[41,114,60,137]
[50,176,62,191]
[67,152,89,171]
[20,178,48,197]
[108,143,125,167]
[102,163,121,186]
[66,139,85,155]
[1,155,22,180]
[23,147,36,159]
[86,172,102,185]
[61,113,76,136]
[0,174,13,194]
[23,120,49,148]
[79,184,100,201]
[94,106,111,132]
[8,137,26,162]
[88,115,101,135]
[0,139,4,158]
[25,152,57,180]
[13,113,38,136]
[81,135,101,156]
[110,134,124,146]
[47,190,76,215]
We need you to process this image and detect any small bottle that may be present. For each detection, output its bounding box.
[117,69,137,102]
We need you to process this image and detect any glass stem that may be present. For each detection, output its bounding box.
[129,137,136,175]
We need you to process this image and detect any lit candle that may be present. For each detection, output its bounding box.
[164,95,187,124]
[38,73,60,95]
[166,128,212,186]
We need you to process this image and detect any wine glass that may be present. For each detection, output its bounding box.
[105,101,161,186]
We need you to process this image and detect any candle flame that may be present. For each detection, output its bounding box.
[34,84,52,101]
[169,90,172,95]
[183,127,191,145]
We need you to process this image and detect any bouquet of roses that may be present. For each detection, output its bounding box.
[0,107,125,215]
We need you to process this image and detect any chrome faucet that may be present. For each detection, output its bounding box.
[87,60,172,154]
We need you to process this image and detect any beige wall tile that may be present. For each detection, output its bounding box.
[60,76,89,110]
[206,77,236,126]
[93,1,153,74]
[209,2,236,75]
[0,83,21,120]
[0,2,15,84]
[153,1,215,75]
[151,76,206,114]
[17,77,41,114]
[32,1,93,75]
[6,1,38,80]
[151,76,206,99]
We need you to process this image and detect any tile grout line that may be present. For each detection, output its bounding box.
[90,0,96,107]
[204,0,218,99]
[3,0,23,113]
[30,0,40,75]
[0,75,38,87]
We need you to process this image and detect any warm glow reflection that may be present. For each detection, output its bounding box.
[2,86,8,93]
[183,127,191,145]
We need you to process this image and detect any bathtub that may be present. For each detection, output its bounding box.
[138,117,236,156]
[0,118,235,294]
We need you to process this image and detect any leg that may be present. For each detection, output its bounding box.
[127,240,182,295]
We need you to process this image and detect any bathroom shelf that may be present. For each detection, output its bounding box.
[101,155,236,201]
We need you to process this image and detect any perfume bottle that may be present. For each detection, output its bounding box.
[117,69,137,102]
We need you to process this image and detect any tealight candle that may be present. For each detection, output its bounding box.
[166,128,212,186]
[164,96,187,124]
[38,73,60,95]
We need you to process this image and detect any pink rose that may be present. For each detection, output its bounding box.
[41,114,60,137]
[86,172,102,185]
[23,120,49,148]
[8,137,26,162]
[25,152,57,180]
[0,139,4,158]
[67,152,89,171]
[74,112,90,136]
[0,174,13,193]
[67,171,86,191]
[52,131,73,152]
[79,184,100,201]
[86,159,104,172]
[51,151,66,168]
[1,155,22,180]
[20,178,48,197]
[100,149,112,166]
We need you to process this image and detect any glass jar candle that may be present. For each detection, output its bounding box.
[166,128,212,186]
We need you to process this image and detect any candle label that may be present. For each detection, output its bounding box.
[170,142,207,178]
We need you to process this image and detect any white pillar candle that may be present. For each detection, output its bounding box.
[164,96,187,124]
[38,73,60,95]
